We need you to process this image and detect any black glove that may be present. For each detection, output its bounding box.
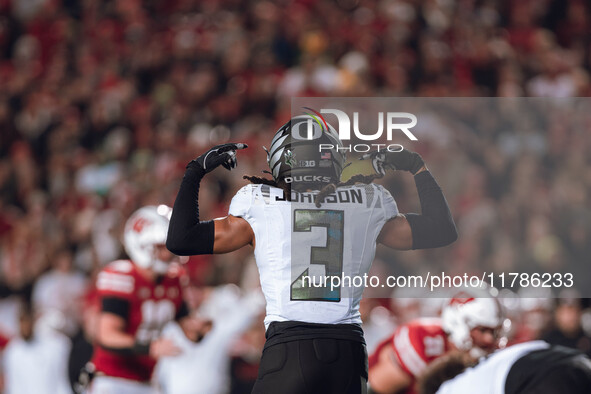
[188,143,248,173]
[361,148,424,176]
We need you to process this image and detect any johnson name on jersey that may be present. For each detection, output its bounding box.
[229,183,398,328]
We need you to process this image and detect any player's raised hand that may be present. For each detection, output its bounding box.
[189,143,248,173]
[149,337,182,359]
[361,148,425,176]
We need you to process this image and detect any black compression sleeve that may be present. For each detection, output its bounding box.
[405,171,458,250]
[100,297,150,356]
[166,165,215,255]
[102,297,129,319]
[100,341,150,356]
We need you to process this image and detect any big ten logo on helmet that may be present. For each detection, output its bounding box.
[299,107,418,153]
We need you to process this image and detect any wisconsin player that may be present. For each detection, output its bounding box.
[166,115,458,394]
[90,205,209,394]
[368,293,504,394]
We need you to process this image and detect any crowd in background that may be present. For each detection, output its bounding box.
[1,0,591,392]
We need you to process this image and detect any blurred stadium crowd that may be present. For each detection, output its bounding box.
[1,0,591,392]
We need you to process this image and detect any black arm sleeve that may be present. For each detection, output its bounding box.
[405,171,458,250]
[166,165,215,255]
[99,297,150,356]
[99,342,150,356]
[102,297,129,319]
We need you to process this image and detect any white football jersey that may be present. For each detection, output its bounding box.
[229,183,398,328]
[436,341,550,394]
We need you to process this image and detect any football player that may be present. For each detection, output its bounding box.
[421,340,591,394]
[368,292,504,394]
[166,115,458,394]
[89,205,210,394]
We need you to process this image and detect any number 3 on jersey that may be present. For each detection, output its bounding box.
[290,209,344,302]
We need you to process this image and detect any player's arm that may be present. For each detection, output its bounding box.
[369,344,413,393]
[97,297,180,358]
[97,305,136,349]
[370,149,457,250]
[166,143,253,256]
[213,215,254,253]
[417,352,472,394]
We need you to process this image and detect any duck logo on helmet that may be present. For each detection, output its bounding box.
[284,150,297,167]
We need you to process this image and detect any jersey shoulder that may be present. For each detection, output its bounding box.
[406,317,445,334]
[393,318,448,377]
[371,184,398,218]
[96,260,137,297]
[336,183,398,219]
[234,183,260,196]
[229,184,258,217]
[229,183,288,217]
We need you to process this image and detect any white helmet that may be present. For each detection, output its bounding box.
[441,288,503,354]
[123,205,173,274]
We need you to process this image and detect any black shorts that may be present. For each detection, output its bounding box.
[505,346,591,394]
[251,321,368,394]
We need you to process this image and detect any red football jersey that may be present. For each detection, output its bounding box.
[369,318,449,394]
[91,260,186,382]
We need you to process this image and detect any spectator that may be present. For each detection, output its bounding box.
[2,302,71,394]
[0,0,590,390]
[32,248,88,336]
[543,294,591,357]
[155,285,265,394]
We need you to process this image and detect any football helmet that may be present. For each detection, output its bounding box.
[123,205,173,274]
[266,115,346,188]
[441,288,503,354]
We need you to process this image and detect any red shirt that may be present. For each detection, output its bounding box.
[369,318,449,394]
[91,260,185,382]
